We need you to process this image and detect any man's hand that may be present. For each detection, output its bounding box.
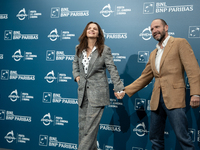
[114,91,125,99]
[190,95,200,108]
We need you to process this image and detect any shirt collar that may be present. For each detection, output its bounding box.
[156,35,170,49]
[82,46,97,53]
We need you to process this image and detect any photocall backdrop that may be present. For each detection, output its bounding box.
[0,0,200,150]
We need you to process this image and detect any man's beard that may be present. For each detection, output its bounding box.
[154,29,166,42]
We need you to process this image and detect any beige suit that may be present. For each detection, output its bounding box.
[125,36,200,110]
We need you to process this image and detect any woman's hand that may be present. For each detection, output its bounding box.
[76,76,80,82]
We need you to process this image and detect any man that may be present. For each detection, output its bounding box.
[115,19,200,149]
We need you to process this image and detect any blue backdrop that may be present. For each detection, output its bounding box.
[0,0,200,149]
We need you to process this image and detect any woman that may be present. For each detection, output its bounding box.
[72,22,124,150]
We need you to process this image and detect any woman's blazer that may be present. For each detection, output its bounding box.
[72,45,124,107]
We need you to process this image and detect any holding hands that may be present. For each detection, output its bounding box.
[114,91,125,99]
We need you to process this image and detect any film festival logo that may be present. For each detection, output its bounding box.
[41,113,68,126]
[139,26,175,41]
[112,53,126,62]
[143,2,193,14]
[138,51,149,63]
[100,4,131,17]
[44,70,72,83]
[51,7,89,18]
[8,89,34,102]
[41,113,53,126]
[12,49,37,61]
[4,30,38,40]
[46,50,74,61]
[4,130,30,144]
[47,28,75,41]
[133,122,149,137]
[107,98,123,108]
[139,26,152,41]
[188,26,200,38]
[44,70,57,83]
[16,8,42,20]
[4,130,16,143]
[39,135,77,149]
[8,89,20,102]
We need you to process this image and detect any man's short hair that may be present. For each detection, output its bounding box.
[153,18,167,26]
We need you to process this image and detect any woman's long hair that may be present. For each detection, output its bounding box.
[76,21,105,57]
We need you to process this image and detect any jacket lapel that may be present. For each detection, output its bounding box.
[87,49,98,77]
[79,53,86,78]
[159,36,174,72]
[151,49,159,76]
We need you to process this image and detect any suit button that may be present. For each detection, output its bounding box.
[87,86,89,88]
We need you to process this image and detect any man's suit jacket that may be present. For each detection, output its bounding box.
[125,36,200,110]
[73,45,124,107]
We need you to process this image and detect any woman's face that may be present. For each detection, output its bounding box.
[86,23,99,39]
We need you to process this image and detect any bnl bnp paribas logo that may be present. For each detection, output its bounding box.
[4,130,30,144]
[43,92,78,104]
[12,49,37,61]
[16,8,42,20]
[47,28,75,41]
[103,29,127,39]
[39,135,77,149]
[143,2,193,14]
[100,4,131,17]
[51,7,89,18]
[1,70,35,81]
[46,50,74,61]
[188,26,200,38]
[135,98,147,111]
[0,110,6,120]
[44,70,72,83]
[138,51,149,63]
[4,30,38,40]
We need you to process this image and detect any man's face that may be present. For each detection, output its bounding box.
[151,20,168,42]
